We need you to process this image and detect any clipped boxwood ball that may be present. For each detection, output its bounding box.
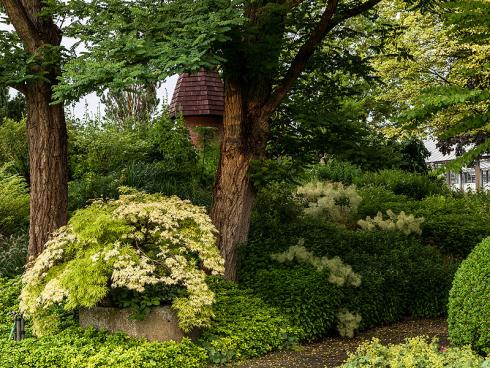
[448,237,490,354]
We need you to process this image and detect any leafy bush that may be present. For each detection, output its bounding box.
[199,277,302,364]
[241,265,342,340]
[357,190,490,258]
[242,214,458,337]
[68,116,214,211]
[357,186,414,219]
[310,160,362,185]
[0,166,29,236]
[0,118,29,181]
[20,191,224,335]
[422,213,490,258]
[341,337,488,368]
[0,233,27,277]
[448,237,490,354]
[354,169,447,200]
[0,276,21,336]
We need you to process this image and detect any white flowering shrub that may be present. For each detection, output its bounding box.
[296,181,362,224]
[357,210,424,235]
[20,191,224,336]
[337,309,362,338]
[271,240,361,287]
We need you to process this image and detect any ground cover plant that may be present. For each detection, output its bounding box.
[0,274,302,367]
[340,337,490,368]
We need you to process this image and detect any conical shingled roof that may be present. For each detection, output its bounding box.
[169,69,224,118]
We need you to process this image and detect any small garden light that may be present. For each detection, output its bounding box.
[9,312,25,342]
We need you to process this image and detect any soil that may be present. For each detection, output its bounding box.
[233,318,448,368]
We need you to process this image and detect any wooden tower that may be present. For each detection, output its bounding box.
[169,69,224,145]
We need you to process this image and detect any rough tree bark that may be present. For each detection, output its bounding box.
[25,83,68,258]
[210,79,269,281]
[211,0,382,280]
[1,0,68,259]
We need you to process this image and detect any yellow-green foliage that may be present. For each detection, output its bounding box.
[296,181,362,224]
[337,309,362,338]
[358,210,424,235]
[0,165,29,235]
[341,336,488,368]
[271,240,361,287]
[20,191,224,335]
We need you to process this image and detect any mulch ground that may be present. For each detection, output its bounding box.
[233,318,448,368]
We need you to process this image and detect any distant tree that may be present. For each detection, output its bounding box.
[101,83,160,126]
[370,0,489,168]
[0,87,25,122]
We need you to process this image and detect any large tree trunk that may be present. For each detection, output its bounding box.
[211,79,268,281]
[26,82,68,259]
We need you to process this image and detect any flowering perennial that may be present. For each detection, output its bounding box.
[296,181,362,224]
[271,240,361,287]
[20,192,224,336]
[358,209,424,235]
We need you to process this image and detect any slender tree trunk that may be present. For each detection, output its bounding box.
[26,82,68,259]
[211,79,268,281]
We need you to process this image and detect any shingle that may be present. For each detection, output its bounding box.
[170,69,224,118]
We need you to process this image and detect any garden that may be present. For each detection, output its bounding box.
[0,0,489,367]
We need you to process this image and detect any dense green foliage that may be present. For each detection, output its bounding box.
[0,234,27,278]
[354,169,447,200]
[199,277,301,364]
[0,328,208,368]
[448,237,490,354]
[0,275,303,366]
[68,116,214,210]
[341,337,490,367]
[358,186,490,257]
[0,166,29,236]
[0,119,28,182]
[0,89,25,123]
[240,179,459,339]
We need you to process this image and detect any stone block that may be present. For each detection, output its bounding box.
[79,306,199,342]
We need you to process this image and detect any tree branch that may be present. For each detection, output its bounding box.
[261,0,382,120]
[0,0,42,52]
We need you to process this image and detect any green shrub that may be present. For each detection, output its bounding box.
[242,215,458,337]
[357,186,419,223]
[310,160,362,185]
[68,116,214,211]
[0,233,27,277]
[341,337,488,368]
[199,277,302,364]
[0,166,29,236]
[448,237,490,354]
[355,169,447,200]
[242,266,342,339]
[0,276,21,336]
[422,213,490,258]
[1,276,302,367]
[0,118,29,181]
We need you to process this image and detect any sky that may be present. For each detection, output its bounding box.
[1,19,180,120]
[67,75,179,120]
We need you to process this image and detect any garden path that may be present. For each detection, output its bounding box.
[234,318,448,368]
